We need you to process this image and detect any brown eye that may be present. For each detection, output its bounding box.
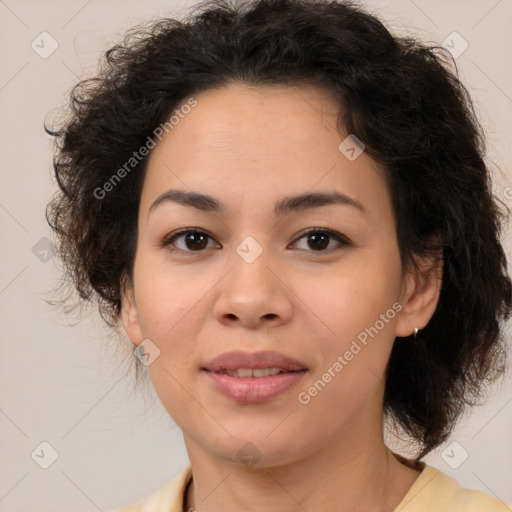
[162,230,218,252]
[293,229,350,253]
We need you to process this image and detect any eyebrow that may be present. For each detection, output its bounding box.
[148,188,366,217]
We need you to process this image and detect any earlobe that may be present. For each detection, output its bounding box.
[120,276,143,346]
[395,254,443,338]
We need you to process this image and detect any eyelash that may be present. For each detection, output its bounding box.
[159,227,351,256]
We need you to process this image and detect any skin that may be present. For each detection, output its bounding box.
[122,82,442,512]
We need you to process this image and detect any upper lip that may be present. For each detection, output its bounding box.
[203,350,307,372]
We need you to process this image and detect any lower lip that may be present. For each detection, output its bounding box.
[204,370,307,403]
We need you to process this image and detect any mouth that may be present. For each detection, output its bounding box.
[211,367,298,378]
[202,351,308,403]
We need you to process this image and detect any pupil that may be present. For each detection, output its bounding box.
[186,232,207,250]
[308,233,329,250]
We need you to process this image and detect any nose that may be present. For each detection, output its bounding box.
[213,248,293,329]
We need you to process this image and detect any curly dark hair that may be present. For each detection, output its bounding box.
[46,0,512,460]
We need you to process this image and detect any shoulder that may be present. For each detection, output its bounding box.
[396,464,511,512]
[109,465,192,512]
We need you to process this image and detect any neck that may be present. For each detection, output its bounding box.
[183,425,421,512]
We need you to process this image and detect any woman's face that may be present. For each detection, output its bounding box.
[122,82,435,467]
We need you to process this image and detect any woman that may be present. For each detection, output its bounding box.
[46,0,512,510]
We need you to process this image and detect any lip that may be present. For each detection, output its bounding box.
[204,370,307,403]
[202,350,308,404]
[202,350,307,372]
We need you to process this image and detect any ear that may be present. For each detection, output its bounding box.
[395,252,443,337]
[121,275,144,346]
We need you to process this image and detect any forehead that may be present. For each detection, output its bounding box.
[140,81,390,221]
[149,81,340,158]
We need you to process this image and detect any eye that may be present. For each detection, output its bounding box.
[291,228,351,254]
[160,229,219,253]
[160,227,351,255]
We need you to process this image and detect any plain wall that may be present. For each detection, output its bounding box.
[1,0,511,510]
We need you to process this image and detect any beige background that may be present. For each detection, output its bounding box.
[0,0,511,510]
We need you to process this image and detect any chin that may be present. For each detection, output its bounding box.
[207,433,309,469]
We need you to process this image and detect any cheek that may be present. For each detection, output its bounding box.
[133,248,206,334]
[293,282,399,442]
[294,253,402,344]
[293,251,402,397]
[135,280,209,426]
[131,254,210,401]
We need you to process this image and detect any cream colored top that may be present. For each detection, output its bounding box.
[112,463,511,511]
